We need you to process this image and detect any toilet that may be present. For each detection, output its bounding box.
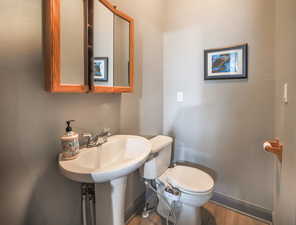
[140,135,215,225]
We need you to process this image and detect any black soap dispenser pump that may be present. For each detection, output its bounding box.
[61,120,80,160]
[66,120,74,133]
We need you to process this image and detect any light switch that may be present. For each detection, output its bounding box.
[284,83,288,104]
[177,92,184,102]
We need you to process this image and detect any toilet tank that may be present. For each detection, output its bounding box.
[140,135,173,180]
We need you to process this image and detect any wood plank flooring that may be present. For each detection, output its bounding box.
[127,201,269,225]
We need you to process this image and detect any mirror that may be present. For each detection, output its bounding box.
[93,0,114,87]
[114,15,130,87]
[60,0,85,85]
[44,0,88,92]
[90,0,134,92]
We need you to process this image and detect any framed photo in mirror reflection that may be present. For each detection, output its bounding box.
[93,57,108,82]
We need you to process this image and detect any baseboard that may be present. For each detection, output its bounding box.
[211,192,273,223]
[124,191,273,224]
[125,192,146,223]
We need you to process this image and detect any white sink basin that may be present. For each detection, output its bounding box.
[59,135,151,183]
[59,135,151,225]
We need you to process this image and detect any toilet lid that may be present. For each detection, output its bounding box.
[159,166,214,194]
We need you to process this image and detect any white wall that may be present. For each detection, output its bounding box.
[274,0,296,224]
[163,0,275,210]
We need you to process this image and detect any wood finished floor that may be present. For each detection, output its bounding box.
[127,201,269,225]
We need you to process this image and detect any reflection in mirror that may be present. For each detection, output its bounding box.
[93,0,114,87]
[60,0,85,85]
[114,15,130,87]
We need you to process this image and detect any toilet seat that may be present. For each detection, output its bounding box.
[158,165,214,194]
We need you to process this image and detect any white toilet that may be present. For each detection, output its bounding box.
[140,136,215,225]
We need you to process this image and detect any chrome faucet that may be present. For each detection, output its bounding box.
[79,128,112,148]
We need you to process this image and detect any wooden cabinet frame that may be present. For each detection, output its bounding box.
[44,0,134,93]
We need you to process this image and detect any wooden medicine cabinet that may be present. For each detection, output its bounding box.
[44,0,134,93]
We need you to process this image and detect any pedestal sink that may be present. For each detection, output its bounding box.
[59,135,151,225]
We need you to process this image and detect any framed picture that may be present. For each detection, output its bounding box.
[93,57,108,82]
[204,44,248,80]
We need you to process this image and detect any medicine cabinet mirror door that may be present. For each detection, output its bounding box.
[44,0,89,93]
[89,0,134,93]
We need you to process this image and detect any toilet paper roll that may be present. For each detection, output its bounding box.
[263,142,272,151]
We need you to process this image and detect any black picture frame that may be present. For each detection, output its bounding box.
[204,44,248,80]
[93,57,109,82]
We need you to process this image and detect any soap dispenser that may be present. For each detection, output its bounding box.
[61,120,80,160]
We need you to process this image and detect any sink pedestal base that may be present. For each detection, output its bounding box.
[95,176,127,225]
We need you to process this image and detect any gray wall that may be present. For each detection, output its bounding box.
[163,0,275,210]
[0,0,164,225]
[273,0,296,224]
[3,0,291,224]
[114,0,165,136]
[0,2,120,225]
[110,0,166,209]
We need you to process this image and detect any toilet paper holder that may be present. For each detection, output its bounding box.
[263,139,283,162]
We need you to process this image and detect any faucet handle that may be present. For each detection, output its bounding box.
[80,133,92,138]
[79,133,93,148]
[102,128,112,137]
